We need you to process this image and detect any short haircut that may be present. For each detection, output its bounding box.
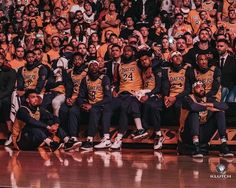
[25,50,34,57]
[25,89,37,98]
[217,39,229,45]
[137,50,152,58]
[111,44,121,50]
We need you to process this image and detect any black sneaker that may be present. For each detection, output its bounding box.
[81,141,93,151]
[64,139,82,151]
[50,142,63,152]
[219,142,234,157]
[192,143,203,158]
[132,129,148,140]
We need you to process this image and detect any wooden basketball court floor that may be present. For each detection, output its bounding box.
[0,146,235,188]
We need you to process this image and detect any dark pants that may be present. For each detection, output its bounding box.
[103,94,142,134]
[59,103,71,132]
[0,97,11,122]
[142,97,163,131]
[181,111,227,145]
[17,126,67,151]
[68,104,108,137]
[162,98,183,125]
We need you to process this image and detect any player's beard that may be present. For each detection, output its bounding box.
[195,91,205,99]
[122,55,133,64]
[88,70,99,81]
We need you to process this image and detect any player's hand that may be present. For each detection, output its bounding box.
[207,107,220,112]
[82,103,92,111]
[66,98,73,106]
[140,95,149,103]
[50,124,59,133]
[112,91,118,98]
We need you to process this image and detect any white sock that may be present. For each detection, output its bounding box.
[44,138,53,146]
[156,131,162,136]
[63,137,70,143]
[192,136,199,144]
[221,137,227,143]
[104,134,110,140]
[87,136,93,142]
[134,118,143,130]
[116,133,123,140]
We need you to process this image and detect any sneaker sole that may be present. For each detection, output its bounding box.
[192,154,203,158]
[81,147,93,151]
[109,147,122,151]
[64,142,82,151]
[132,132,149,140]
[219,153,234,157]
[94,144,112,149]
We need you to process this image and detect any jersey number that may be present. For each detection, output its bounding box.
[123,73,133,82]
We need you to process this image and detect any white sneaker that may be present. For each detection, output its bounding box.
[4,134,13,146]
[94,138,111,149]
[110,137,122,150]
[154,135,165,150]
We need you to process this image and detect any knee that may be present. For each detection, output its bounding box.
[52,98,62,108]
[188,112,199,120]
[30,128,47,138]
[215,111,225,118]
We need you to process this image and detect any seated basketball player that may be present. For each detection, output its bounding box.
[16,50,48,100]
[103,45,147,150]
[178,81,234,158]
[193,54,221,102]
[162,51,193,124]
[59,52,88,137]
[12,89,81,152]
[138,50,164,150]
[68,60,112,151]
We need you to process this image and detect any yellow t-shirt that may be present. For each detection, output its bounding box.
[9,59,26,71]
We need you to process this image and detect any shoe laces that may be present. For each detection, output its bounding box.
[101,137,109,143]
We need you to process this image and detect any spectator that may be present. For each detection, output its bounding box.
[216,39,236,102]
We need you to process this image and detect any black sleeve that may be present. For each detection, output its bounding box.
[16,107,48,128]
[146,68,162,97]
[213,2,218,9]
[93,75,112,107]
[175,67,191,100]
[207,97,229,111]
[76,77,88,106]
[40,108,60,125]
[161,68,170,96]
[16,67,25,91]
[65,72,74,99]
[113,64,121,92]
[206,67,221,98]
[45,69,66,91]
[188,67,195,87]
[182,96,207,112]
[217,1,223,12]
[0,69,16,99]
[35,65,48,93]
